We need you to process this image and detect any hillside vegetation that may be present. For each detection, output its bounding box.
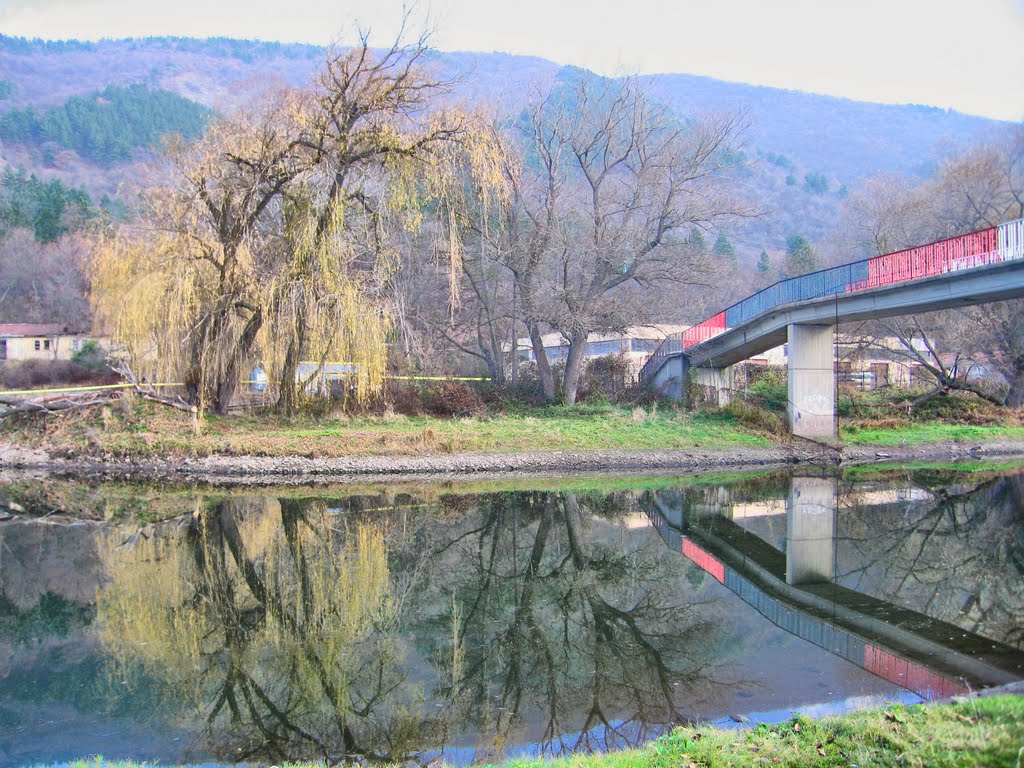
[0,33,1020,416]
[0,83,211,165]
[0,35,1010,258]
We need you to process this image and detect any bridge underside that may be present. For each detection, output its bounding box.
[650,260,1024,438]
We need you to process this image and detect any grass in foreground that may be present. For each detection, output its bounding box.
[48,695,1024,768]
[840,421,1024,446]
[2,401,772,460]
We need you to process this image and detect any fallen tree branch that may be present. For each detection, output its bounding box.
[0,393,118,419]
[139,392,197,414]
[111,360,195,413]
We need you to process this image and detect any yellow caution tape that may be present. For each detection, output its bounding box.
[386,375,492,381]
[326,502,432,514]
[1,374,490,398]
[294,364,490,382]
[249,374,492,382]
[0,382,184,397]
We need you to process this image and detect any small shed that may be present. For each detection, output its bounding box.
[0,324,64,361]
[0,324,101,362]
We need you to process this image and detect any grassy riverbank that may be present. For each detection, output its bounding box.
[3,393,1024,463]
[1,401,774,459]
[839,421,1024,445]
[53,695,1024,768]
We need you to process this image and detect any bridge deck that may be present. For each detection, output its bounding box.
[650,258,1024,377]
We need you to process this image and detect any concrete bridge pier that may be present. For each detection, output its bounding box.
[787,323,835,439]
[692,365,733,407]
[786,475,837,585]
[649,354,688,399]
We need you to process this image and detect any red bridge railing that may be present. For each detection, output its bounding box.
[639,218,1024,386]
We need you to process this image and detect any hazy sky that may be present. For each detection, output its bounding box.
[2,0,1023,120]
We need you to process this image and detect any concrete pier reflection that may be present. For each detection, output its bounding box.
[787,476,836,585]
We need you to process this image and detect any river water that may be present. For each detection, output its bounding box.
[0,462,1022,766]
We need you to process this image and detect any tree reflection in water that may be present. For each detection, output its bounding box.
[98,496,412,763]
[96,490,726,764]
[400,491,727,761]
[836,472,1024,648]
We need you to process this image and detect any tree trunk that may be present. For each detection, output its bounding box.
[480,319,506,387]
[212,311,263,415]
[527,321,556,401]
[1004,368,1024,407]
[561,328,589,405]
[517,274,556,402]
[277,298,308,416]
[278,334,300,416]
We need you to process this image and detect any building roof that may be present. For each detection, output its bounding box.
[515,325,690,350]
[0,323,63,338]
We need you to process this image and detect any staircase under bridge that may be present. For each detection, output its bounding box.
[639,218,1024,438]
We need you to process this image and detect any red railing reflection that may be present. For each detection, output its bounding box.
[682,537,725,583]
[864,644,968,700]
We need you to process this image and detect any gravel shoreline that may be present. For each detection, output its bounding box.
[2,438,1023,485]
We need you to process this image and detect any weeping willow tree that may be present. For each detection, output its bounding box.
[264,27,467,414]
[418,116,522,384]
[96,497,409,761]
[92,27,464,414]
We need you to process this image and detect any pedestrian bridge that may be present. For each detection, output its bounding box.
[639,218,1024,437]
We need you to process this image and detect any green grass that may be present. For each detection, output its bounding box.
[6,393,1024,462]
[44,695,1024,768]
[211,409,772,452]
[842,458,1024,478]
[3,402,772,460]
[840,422,1024,446]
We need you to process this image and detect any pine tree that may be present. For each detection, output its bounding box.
[686,228,707,254]
[784,235,816,276]
[757,249,770,273]
[713,234,735,259]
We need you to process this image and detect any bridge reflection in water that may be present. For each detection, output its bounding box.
[641,476,1024,701]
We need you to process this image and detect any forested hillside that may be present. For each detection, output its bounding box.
[0,35,1011,254]
[1,35,1011,258]
[0,83,211,165]
[0,33,1017,347]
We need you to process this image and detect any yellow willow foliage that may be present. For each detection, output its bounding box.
[447,207,463,312]
[96,500,394,705]
[96,529,210,696]
[262,193,390,398]
[422,115,519,310]
[91,231,206,385]
[463,121,518,211]
[92,216,389,402]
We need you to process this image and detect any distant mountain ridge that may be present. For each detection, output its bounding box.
[0,35,1013,256]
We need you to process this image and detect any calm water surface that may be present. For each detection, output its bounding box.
[0,463,1022,766]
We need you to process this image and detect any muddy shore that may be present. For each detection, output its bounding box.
[2,438,1023,485]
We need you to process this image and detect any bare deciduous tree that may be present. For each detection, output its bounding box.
[433,75,751,403]
[92,20,463,415]
[528,76,751,403]
[0,227,92,329]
